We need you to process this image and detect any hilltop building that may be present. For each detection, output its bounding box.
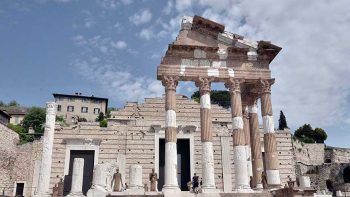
[53,93,108,123]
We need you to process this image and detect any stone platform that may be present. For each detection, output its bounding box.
[108,191,272,197]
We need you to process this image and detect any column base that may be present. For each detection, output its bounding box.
[201,187,220,193]
[233,188,254,193]
[255,183,264,190]
[162,185,181,195]
[66,192,85,197]
[33,192,52,197]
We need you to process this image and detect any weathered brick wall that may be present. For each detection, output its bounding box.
[329,148,350,163]
[50,95,295,193]
[0,123,42,196]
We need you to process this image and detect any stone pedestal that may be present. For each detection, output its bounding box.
[34,102,57,197]
[298,176,311,188]
[126,165,144,195]
[67,158,85,197]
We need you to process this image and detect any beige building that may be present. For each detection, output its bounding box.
[53,93,108,123]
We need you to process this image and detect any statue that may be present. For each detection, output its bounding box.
[112,169,123,192]
[149,168,158,191]
[249,176,253,189]
[192,173,199,192]
[57,177,64,196]
[262,171,268,189]
[52,184,58,197]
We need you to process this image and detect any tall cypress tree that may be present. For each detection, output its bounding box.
[278,110,288,130]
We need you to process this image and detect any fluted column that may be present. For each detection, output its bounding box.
[248,100,264,189]
[225,79,251,191]
[161,76,180,193]
[195,78,216,192]
[243,106,253,179]
[260,79,281,185]
[35,102,57,197]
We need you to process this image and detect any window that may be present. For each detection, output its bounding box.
[82,98,89,103]
[81,107,88,113]
[67,106,74,112]
[93,100,101,104]
[57,105,61,112]
[94,108,100,114]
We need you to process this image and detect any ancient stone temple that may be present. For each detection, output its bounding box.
[2,15,349,197]
[157,15,284,193]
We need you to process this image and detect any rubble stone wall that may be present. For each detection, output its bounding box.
[0,123,42,197]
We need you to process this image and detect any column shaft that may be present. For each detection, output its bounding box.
[35,102,57,197]
[243,106,253,179]
[195,78,216,191]
[162,76,180,192]
[225,79,250,190]
[249,103,264,189]
[70,158,84,195]
[260,79,281,185]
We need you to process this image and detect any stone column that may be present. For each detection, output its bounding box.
[248,100,264,189]
[129,165,143,189]
[243,106,253,179]
[225,79,251,191]
[260,79,281,185]
[67,158,85,197]
[195,78,216,192]
[161,76,180,193]
[35,102,57,197]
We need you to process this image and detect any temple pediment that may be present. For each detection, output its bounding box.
[157,15,281,82]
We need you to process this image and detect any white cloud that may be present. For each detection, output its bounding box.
[96,0,132,9]
[111,40,127,49]
[139,28,154,40]
[129,9,152,25]
[170,0,350,130]
[73,59,163,102]
[163,1,173,15]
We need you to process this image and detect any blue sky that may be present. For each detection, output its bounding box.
[1,0,350,147]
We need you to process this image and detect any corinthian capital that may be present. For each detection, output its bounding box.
[195,77,211,95]
[259,79,275,93]
[162,75,179,91]
[224,78,245,94]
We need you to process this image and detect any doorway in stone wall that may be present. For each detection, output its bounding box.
[158,139,191,191]
[15,182,24,196]
[63,150,94,196]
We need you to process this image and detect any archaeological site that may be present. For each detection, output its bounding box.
[1,16,350,197]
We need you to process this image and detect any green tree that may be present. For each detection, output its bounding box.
[294,124,327,144]
[100,119,107,127]
[278,110,288,130]
[22,107,46,134]
[7,123,34,144]
[96,112,105,122]
[294,124,313,139]
[313,128,328,143]
[8,100,20,107]
[191,90,231,109]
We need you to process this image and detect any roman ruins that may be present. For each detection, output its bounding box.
[1,15,350,197]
